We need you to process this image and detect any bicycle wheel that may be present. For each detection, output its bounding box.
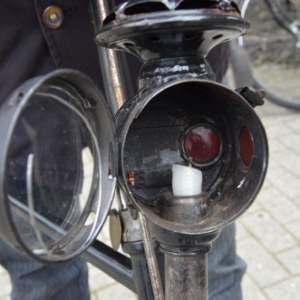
[265,0,300,33]
[241,0,300,109]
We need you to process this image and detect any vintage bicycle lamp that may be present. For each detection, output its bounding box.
[0,0,267,269]
[97,2,268,296]
[97,0,268,236]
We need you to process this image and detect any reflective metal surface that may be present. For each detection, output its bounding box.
[96,0,248,61]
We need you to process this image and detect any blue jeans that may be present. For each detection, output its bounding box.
[0,223,245,300]
[208,223,246,300]
[0,238,89,300]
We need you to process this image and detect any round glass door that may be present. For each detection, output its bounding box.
[0,70,117,263]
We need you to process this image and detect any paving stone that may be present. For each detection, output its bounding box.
[0,274,11,299]
[88,263,115,293]
[241,274,269,300]
[91,292,98,300]
[285,221,300,242]
[267,137,290,154]
[267,154,282,170]
[0,266,7,276]
[255,101,294,121]
[279,132,300,155]
[265,123,294,139]
[255,187,300,225]
[97,217,112,245]
[258,109,295,125]
[260,177,272,190]
[236,221,250,241]
[264,276,300,300]
[285,116,300,133]
[242,200,262,216]
[240,210,297,254]
[82,147,95,165]
[276,246,300,276]
[272,151,300,178]
[265,161,300,199]
[237,237,289,287]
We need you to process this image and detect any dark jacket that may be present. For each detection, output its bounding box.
[0,0,229,102]
[0,0,104,102]
[0,0,230,190]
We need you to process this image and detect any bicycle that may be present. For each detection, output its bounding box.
[231,0,300,109]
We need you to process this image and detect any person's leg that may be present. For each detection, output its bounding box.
[208,223,246,300]
[206,48,246,300]
[0,237,89,300]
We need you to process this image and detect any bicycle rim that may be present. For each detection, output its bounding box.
[264,0,300,33]
[242,0,300,109]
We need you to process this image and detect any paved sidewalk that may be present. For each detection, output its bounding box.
[237,100,300,300]
[0,98,300,299]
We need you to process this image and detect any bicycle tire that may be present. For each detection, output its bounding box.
[240,0,300,109]
[264,0,299,33]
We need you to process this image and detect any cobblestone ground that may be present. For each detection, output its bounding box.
[0,74,300,299]
[237,99,300,300]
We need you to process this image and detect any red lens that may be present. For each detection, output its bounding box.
[184,126,220,164]
[239,126,254,166]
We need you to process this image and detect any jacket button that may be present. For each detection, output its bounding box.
[43,6,64,29]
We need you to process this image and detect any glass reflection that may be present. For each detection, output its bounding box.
[6,84,96,257]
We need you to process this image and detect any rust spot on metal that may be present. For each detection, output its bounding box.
[210,5,222,10]
[128,171,135,186]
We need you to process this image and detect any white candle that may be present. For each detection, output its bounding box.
[172,164,203,196]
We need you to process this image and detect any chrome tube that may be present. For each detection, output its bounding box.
[90,0,126,114]
[139,213,165,300]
